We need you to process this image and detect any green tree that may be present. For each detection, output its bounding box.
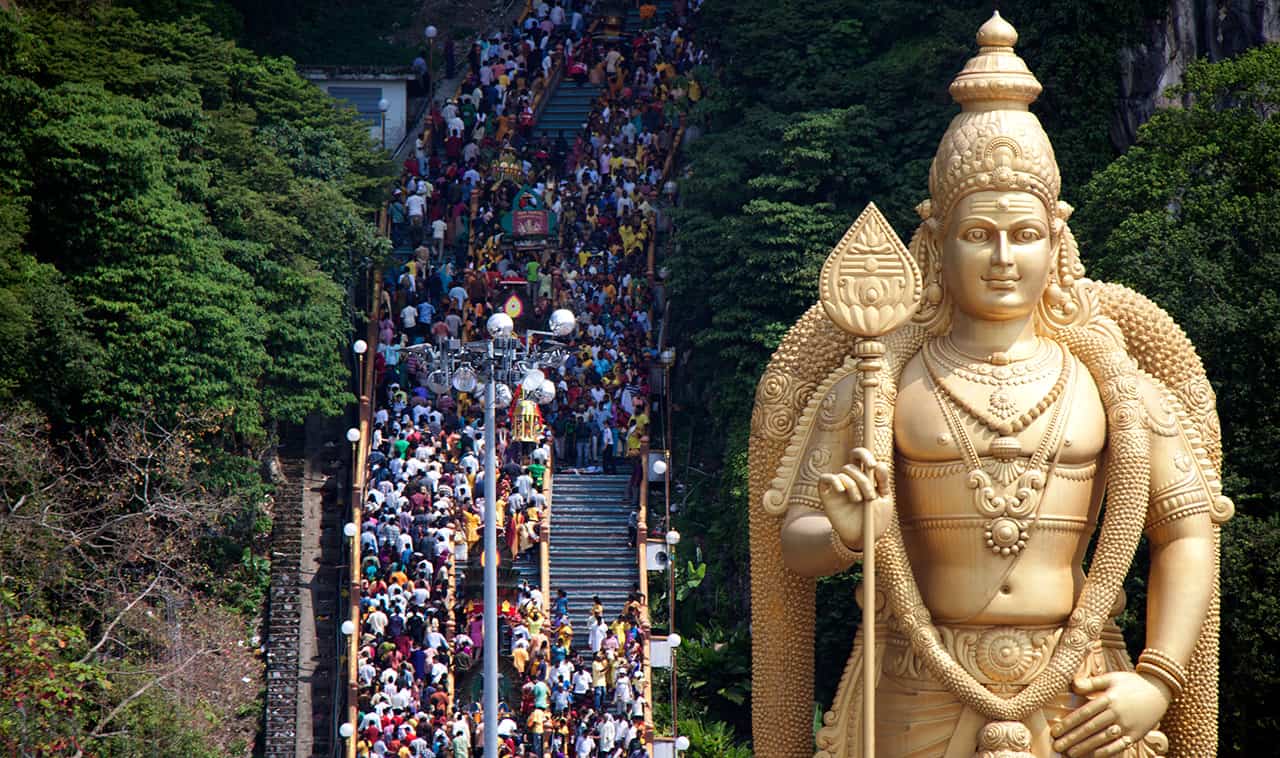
[0,6,392,431]
[0,5,393,752]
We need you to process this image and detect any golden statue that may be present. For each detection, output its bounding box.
[748,13,1234,758]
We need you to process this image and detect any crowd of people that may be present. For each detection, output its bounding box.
[354,0,703,755]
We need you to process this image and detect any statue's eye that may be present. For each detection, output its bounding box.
[962,228,989,243]
[1013,228,1042,243]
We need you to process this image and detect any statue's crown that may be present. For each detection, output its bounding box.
[926,12,1061,221]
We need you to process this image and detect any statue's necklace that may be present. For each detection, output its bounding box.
[934,336,1060,420]
[922,341,1074,556]
[926,338,1069,449]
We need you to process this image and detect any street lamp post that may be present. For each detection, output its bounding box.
[344,425,362,758]
[665,527,682,745]
[659,347,675,453]
[402,308,576,758]
[378,98,390,149]
[424,25,439,98]
[353,340,368,397]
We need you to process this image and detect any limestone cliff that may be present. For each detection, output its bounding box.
[1112,0,1280,148]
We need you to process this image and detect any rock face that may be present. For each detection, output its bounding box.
[1112,0,1280,149]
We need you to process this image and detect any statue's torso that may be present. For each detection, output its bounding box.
[892,341,1107,626]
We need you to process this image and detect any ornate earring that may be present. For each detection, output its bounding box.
[911,200,950,333]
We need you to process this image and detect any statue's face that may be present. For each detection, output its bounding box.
[941,190,1053,321]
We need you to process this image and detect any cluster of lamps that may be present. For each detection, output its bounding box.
[404,308,575,405]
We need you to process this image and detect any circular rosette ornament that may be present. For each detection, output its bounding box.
[976,628,1037,683]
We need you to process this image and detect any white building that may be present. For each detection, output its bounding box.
[299,66,419,151]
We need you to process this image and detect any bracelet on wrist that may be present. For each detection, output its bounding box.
[1135,648,1188,700]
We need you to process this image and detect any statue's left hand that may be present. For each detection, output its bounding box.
[1050,672,1171,757]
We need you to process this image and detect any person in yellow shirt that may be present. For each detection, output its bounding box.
[591,652,608,711]
[513,640,530,675]
[632,406,650,438]
[619,225,636,257]
[463,509,481,551]
[527,708,548,757]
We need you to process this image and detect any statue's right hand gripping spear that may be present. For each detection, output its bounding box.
[818,202,922,757]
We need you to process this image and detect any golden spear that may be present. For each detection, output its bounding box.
[818,202,922,757]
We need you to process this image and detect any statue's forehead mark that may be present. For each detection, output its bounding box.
[969,197,1040,213]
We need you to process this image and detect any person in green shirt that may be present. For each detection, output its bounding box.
[526,258,540,283]
[532,678,550,710]
[527,461,546,490]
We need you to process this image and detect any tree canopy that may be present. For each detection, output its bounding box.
[0,5,392,436]
[0,4,391,752]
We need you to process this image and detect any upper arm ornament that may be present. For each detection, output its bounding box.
[1139,373,1232,537]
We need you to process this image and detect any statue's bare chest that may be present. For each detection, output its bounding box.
[893,348,1106,467]
[890,346,1107,556]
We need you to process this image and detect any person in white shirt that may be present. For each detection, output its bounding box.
[432,218,448,257]
[599,713,616,751]
[366,607,389,636]
[516,472,534,499]
[405,191,426,220]
[497,715,518,738]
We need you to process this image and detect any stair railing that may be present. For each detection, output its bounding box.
[635,442,655,752]
[540,447,554,612]
[343,266,380,758]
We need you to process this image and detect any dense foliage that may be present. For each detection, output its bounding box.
[663,0,1280,752]
[0,5,391,432]
[0,4,390,752]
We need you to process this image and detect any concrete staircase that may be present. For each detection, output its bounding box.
[532,81,602,139]
[512,537,542,598]
[264,460,305,758]
[548,474,638,646]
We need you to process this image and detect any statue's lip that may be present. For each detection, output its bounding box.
[981,275,1021,289]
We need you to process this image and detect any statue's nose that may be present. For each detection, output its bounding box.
[991,231,1015,267]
